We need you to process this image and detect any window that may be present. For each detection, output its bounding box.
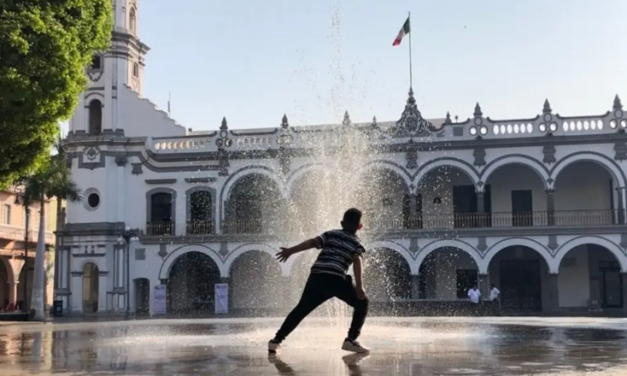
[88,99,102,134]
[2,204,11,225]
[456,269,478,299]
[87,193,101,209]
[133,63,139,77]
[90,55,102,70]
[129,8,136,33]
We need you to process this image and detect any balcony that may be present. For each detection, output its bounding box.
[142,209,624,239]
[0,224,55,245]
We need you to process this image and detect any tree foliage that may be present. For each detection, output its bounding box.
[0,0,112,187]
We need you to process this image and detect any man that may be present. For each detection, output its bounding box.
[468,285,481,304]
[268,208,370,354]
[489,284,501,315]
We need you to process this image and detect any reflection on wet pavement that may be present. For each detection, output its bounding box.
[1,317,627,375]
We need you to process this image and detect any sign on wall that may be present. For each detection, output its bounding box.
[153,285,167,315]
[215,283,229,314]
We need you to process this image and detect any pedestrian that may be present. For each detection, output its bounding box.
[489,284,501,315]
[268,208,370,354]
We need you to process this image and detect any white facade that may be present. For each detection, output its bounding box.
[56,2,627,315]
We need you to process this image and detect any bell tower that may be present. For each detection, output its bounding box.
[68,0,149,136]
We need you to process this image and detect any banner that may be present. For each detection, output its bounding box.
[215,283,229,314]
[153,285,167,315]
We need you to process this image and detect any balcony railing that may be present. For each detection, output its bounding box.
[146,221,174,236]
[185,220,215,235]
[143,209,623,237]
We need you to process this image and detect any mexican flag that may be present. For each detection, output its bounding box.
[392,17,411,46]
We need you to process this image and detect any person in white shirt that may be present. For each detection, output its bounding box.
[489,284,501,315]
[468,286,481,304]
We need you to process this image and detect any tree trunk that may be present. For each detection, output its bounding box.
[53,199,62,298]
[30,197,47,321]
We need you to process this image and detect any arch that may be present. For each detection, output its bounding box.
[413,158,480,191]
[88,99,102,134]
[159,244,225,279]
[185,186,216,234]
[416,239,484,273]
[224,243,285,276]
[229,248,283,311]
[364,240,417,274]
[364,247,413,301]
[550,152,626,188]
[349,160,412,192]
[554,236,627,272]
[146,187,176,235]
[129,7,137,33]
[219,166,285,211]
[285,163,329,196]
[165,251,220,314]
[0,257,14,283]
[484,237,553,273]
[480,155,550,190]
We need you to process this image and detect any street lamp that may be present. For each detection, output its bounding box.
[117,226,139,318]
[13,184,30,313]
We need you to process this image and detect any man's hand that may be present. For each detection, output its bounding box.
[276,247,294,263]
[356,286,367,300]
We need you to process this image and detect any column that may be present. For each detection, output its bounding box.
[479,274,488,300]
[8,281,18,308]
[622,273,627,314]
[546,190,555,226]
[548,273,559,313]
[616,187,625,225]
[220,277,232,314]
[410,275,420,299]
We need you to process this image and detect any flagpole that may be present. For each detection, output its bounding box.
[408,11,413,90]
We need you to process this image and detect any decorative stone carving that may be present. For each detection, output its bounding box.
[216,117,233,148]
[131,163,143,175]
[84,146,100,161]
[405,140,418,170]
[477,237,487,254]
[219,242,229,257]
[218,148,230,176]
[614,143,627,161]
[115,154,128,167]
[473,148,486,167]
[277,146,290,175]
[157,244,168,259]
[390,87,435,138]
[620,234,627,250]
[342,111,351,126]
[409,238,419,254]
[184,177,217,184]
[542,145,557,164]
[548,235,558,254]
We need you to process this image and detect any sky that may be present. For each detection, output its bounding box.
[134,0,627,132]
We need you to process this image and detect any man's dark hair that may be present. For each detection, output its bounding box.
[341,208,362,233]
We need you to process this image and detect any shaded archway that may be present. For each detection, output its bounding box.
[483,162,547,227]
[82,263,99,313]
[134,278,150,314]
[554,161,616,226]
[287,169,342,237]
[416,166,479,230]
[166,252,220,314]
[363,248,412,301]
[352,168,409,232]
[225,174,284,234]
[0,258,11,309]
[230,250,282,313]
[418,247,479,300]
[557,244,624,310]
[488,246,551,313]
[17,258,34,311]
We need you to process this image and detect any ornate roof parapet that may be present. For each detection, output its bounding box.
[443,112,452,125]
[342,111,352,126]
[543,99,552,114]
[392,87,435,137]
[614,95,623,110]
[473,103,483,118]
[277,114,293,146]
[216,117,233,148]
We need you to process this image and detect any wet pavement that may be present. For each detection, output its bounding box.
[2,317,627,375]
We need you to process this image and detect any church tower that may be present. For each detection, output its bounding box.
[68,0,149,136]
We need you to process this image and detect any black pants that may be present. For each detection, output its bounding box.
[274,273,369,342]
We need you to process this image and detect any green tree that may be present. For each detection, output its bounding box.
[0,0,112,187]
[21,138,81,320]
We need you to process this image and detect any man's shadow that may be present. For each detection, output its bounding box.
[267,353,369,375]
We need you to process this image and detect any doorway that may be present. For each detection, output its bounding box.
[499,259,542,312]
[82,263,99,313]
[135,278,150,314]
[600,267,623,308]
[511,190,533,226]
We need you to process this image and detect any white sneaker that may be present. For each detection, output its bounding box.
[268,339,281,353]
[341,338,370,353]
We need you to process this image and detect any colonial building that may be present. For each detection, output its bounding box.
[58,0,627,316]
[0,189,58,311]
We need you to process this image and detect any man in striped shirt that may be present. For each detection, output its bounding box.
[268,208,370,354]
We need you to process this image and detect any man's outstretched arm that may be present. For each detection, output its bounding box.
[276,237,322,262]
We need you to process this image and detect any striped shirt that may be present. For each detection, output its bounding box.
[310,229,365,277]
